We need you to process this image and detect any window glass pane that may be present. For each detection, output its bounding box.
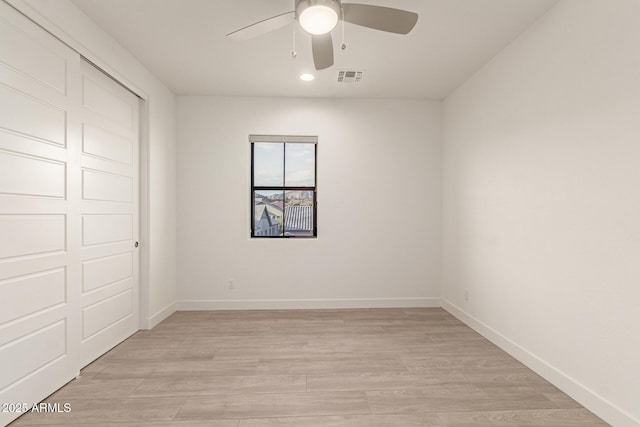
[285,143,315,187]
[254,190,283,236]
[254,143,283,186]
[284,190,314,236]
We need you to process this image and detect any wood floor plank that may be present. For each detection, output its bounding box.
[255,356,408,375]
[366,385,579,414]
[13,420,238,427]
[47,379,144,399]
[78,359,109,379]
[238,414,442,426]
[9,308,606,426]
[92,362,155,379]
[131,375,306,397]
[462,367,550,387]
[175,391,371,419]
[238,408,607,426]
[94,358,261,380]
[112,422,238,427]
[436,408,608,426]
[306,371,469,392]
[402,354,526,373]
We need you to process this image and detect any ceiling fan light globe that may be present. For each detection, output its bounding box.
[297,0,340,35]
[299,6,338,34]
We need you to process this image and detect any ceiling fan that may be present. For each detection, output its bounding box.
[226,0,419,70]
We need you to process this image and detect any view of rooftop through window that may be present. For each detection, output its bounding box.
[251,138,317,238]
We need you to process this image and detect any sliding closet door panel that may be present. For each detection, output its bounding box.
[0,3,81,426]
[78,60,139,367]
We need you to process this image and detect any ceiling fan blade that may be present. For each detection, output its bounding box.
[342,4,418,34]
[312,33,334,70]
[226,11,295,40]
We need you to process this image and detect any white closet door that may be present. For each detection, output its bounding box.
[0,3,81,425]
[0,4,140,425]
[78,60,139,367]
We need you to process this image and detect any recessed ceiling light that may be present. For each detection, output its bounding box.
[300,73,315,82]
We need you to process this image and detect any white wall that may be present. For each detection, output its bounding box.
[10,0,178,328]
[146,90,177,326]
[442,0,640,425]
[177,96,441,309]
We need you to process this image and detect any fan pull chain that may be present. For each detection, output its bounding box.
[340,7,346,50]
[291,24,297,58]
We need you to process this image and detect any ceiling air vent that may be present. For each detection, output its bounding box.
[337,70,364,83]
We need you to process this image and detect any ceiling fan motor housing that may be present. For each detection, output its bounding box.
[296,0,342,35]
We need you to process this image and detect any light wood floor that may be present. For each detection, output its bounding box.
[11,308,607,426]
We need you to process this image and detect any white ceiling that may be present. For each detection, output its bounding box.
[71,0,557,99]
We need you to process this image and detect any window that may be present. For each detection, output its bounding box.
[250,135,317,238]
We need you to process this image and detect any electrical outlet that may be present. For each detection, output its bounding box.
[228,279,235,290]
[464,288,469,301]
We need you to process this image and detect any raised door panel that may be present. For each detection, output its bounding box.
[0,214,66,259]
[82,169,132,203]
[0,85,66,146]
[0,149,66,198]
[82,251,133,293]
[0,14,66,94]
[82,214,132,246]
[82,289,133,339]
[82,123,133,165]
[0,268,66,325]
[82,76,133,130]
[0,320,67,388]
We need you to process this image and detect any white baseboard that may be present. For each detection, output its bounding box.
[141,302,176,329]
[176,297,440,311]
[442,299,639,427]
